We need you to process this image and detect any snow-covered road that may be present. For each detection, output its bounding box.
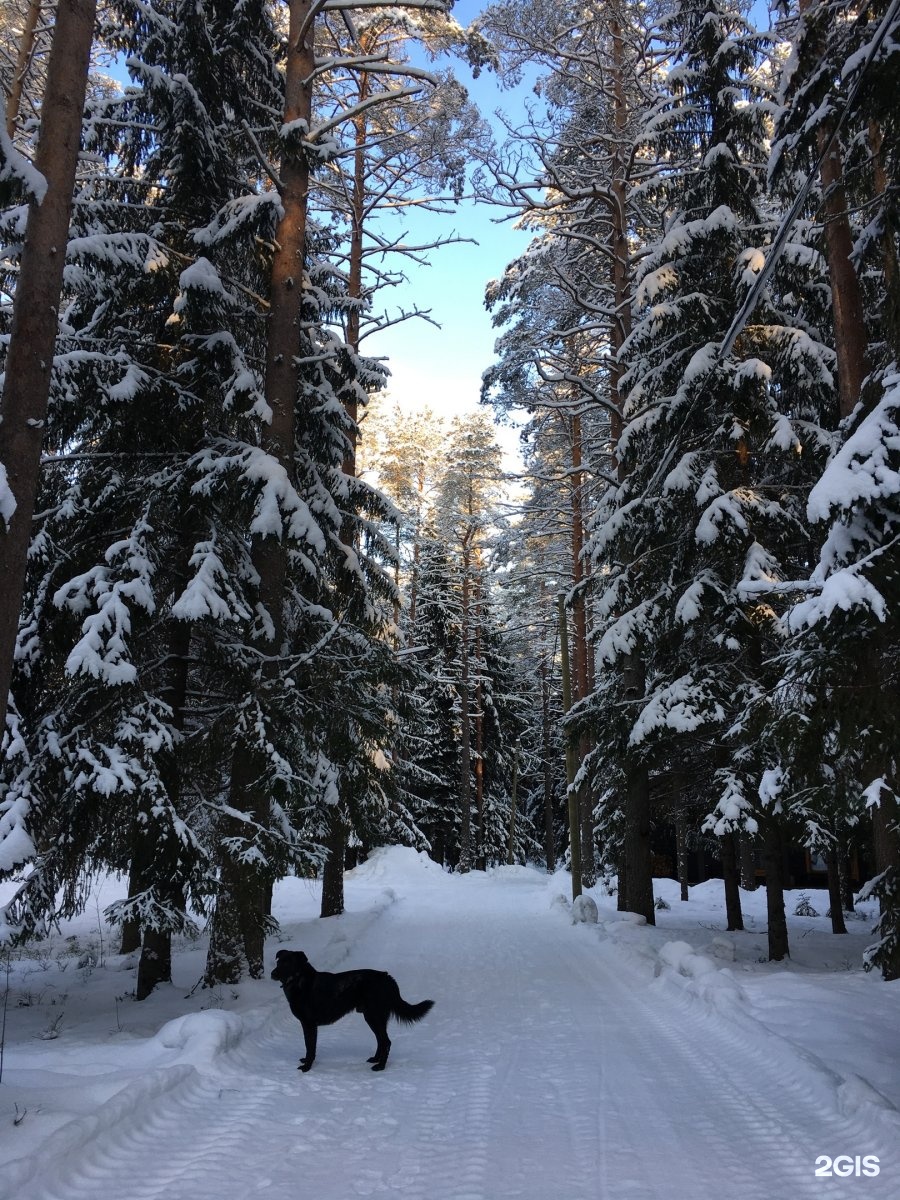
[2,852,897,1200]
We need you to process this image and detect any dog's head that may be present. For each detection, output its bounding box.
[271,949,310,985]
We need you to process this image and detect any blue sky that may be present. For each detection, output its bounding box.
[370,0,780,431]
[366,0,533,428]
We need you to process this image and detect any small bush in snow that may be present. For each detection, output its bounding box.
[793,893,819,917]
[655,896,671,911]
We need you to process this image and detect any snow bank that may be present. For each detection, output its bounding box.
[555,876,900,1142]
[572,894,599,924]
[346,845,448,885]
[153,1010,245,1066]
[653,938,748,1014]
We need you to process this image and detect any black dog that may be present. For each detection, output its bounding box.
[271,949,434,1072]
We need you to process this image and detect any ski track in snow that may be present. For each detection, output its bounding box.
[3,866,897,1200]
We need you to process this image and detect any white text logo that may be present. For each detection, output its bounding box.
[815,1156,880,1178]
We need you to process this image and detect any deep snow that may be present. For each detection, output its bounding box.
[0,848,897,1199]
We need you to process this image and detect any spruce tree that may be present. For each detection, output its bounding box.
[588,0,834,945]
[770,0,900,977]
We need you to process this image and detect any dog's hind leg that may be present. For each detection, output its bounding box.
[362,1011,391,1071]
[299,1021,317,1072]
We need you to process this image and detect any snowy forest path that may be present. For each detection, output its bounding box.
[9,865,897,1200]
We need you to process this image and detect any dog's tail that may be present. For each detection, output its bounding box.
[392,997,434,1025]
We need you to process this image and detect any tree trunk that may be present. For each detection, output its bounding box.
[721,833,744,932]
[616,849,628,912]
[696,840,708,882]
[839,850,855,912]
[793,0,869,418]
[474,581,485,870]
[739,836,757,891]
[763,822,789,961]
[208,740,269,983]
[818,135,869,416]
[569,414,595,887]
[205,855,246,986]
[608,24,651,924]
[206,0,314,982]
[869,121,900,361]
[540,654,556,872]
[623,763,654,923]
[506,741,519,866]
[319,56,368,916]
[135,926,173,1001]
[4,0,43,139]
[872,794,900,980]
[675,811,689,902]
[320,815,346,919]
[622,655,654,924]
[558,593,581,900]
[0,0,97,739]
[344,62,368,359]
[826,850,847,935]
[118,872,141,955]
[457,537,473,872]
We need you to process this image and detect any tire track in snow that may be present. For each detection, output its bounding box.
[645,983,896,1199]
[24,1051,294,1200]
[555,925,897,1200]
[9,874,898,1200]
[3,887,404,1200]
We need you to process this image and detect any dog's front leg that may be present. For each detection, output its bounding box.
[299,1021,317,1072]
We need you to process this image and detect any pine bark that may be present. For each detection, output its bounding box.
[118,889,141,956]
[457,535,473,872]
[569,414,595,887]
[623,746,654,923]
[506,740,519,866]
[796,0,869,418]
[763,822,789,961]
[818,136,869,417]
[839,851,855,912]
[608,18,653,925]
[558,592,581,900]
[317,56,370,918]
[540,653,556,872]
[0,0,97,739]
[721,833,744,932]
[872,796,900,978]
[320,816,346,919]
[869,122,900,359]
[739,836,757,891]
[616,850,628,912]
[474,581,486,870]
[4,0,43,139]
[135,926,172,1001]
[676,811,689,902]
[826,850,847,935]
